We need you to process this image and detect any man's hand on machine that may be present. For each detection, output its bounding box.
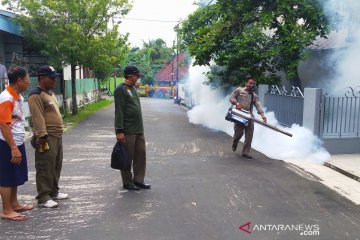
[235,103,242,110]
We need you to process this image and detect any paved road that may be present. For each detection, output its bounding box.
[1,98,359,240]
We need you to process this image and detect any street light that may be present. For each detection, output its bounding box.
[176,43,179,103]
[171,40,175,98]
[112,17,122,92]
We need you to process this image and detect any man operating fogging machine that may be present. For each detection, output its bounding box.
[229,77,267,158]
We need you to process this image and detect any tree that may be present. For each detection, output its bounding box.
[142,39,173,65]
[4,0,131,114]
[86,30,129,81]
[180,0,330,87]
[124,38,174,85]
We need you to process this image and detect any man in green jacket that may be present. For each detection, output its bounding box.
[114,66,150,191]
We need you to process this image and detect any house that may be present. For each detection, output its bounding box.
[0,9,52,76]
[155,52,189,87]
[297,30,351,92]
[0,9,22,69]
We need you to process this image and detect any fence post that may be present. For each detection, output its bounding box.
[303,88,322,136]
[258,84,268,106]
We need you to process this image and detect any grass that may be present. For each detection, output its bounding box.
[63,99,113,130]
[99,77,124,94]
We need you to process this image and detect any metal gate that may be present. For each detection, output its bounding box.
[320,86,360,138]
[264,86,304,127]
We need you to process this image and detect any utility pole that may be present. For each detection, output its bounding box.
[171,40,175,97]
[114,63,117,91]
[112,17,117,92]
[175,23,180,103]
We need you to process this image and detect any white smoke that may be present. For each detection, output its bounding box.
[186,65,330,164]
[321,0,360,93]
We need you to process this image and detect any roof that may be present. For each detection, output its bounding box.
[0,9,22,36]
[308,30,351,50]
[0,9,15,18]
[155,53,189,82]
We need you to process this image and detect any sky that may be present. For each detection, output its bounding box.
[0,0,198,48]
[117,0,198,48]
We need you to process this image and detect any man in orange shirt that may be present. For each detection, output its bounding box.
[0,66,32,221]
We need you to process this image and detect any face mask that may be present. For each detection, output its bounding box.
[250,85,257,92]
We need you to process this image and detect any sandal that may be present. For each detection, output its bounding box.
[14,204,34,213]
[1,213,29,221]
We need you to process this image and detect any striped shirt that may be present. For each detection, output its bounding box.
[0,86,26,145]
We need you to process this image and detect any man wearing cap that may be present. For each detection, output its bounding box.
[28,65,67,208]
[114,66,150,191]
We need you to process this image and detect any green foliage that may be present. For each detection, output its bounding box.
[179,0,330,86]
[123,39,174,85]
[142,39,173,64]
[94,66,114,81]
[89,32,129,81]
[99,77,124,94]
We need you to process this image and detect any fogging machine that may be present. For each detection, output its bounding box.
[225,107,293,137]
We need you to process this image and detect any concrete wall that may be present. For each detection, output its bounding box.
[258,84,267,107]
[323,138,360,154]
[63,65,85,80]
[302,88,322,136]
[61,89,99,112]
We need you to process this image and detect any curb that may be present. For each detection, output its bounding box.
[285,162,323,181]
[324,162,360,182]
